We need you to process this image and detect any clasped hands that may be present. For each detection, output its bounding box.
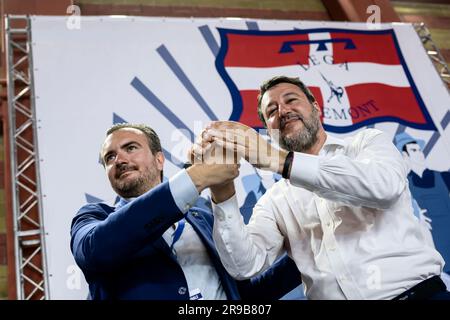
[186,121,287,203]
[190,121,285,173]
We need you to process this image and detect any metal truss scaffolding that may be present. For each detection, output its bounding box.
[5,15,48,300]
[415,22,450,89]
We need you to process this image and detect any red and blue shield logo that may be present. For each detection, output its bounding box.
[215,28,436,133]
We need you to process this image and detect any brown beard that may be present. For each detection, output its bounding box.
[112,162,160,198]
[279,105,320,152]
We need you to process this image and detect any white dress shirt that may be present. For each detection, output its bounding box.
[126,170,227,300]
[161,219,227,300]
[212,129,444,300]
[167,170,227,300]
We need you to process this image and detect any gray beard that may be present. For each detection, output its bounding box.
[279,108,320,152]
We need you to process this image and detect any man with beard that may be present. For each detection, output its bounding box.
[70,123,301,300]
[196,76,450,300]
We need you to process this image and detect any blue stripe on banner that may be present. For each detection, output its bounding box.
[423,110,450,158]
[198,25,219,57]
[393,124,406,144]
[163,147,183,168]
[246,21,259,30]
[366,124,375,128]
[130,76,194,140]
[441,110,450,130]
[156,45,218,121]
[423,130,440,157]
[113,112,127,124]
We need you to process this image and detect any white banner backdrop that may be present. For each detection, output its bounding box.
[30,16,450,299]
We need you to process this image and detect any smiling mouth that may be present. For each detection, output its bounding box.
[281,115,303,130]
[117,170,136,179]
[284,119,298,126]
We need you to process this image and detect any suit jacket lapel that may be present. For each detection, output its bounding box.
[185,213,220,262]
[186,210,240,299]
[144,210,226,272]
[152,233,178,263]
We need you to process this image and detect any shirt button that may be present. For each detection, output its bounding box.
[191,211,198,217]
[217,212,225,221]
[178,286,187,295]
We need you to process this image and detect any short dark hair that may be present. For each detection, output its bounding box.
[106,123,162,155]
[103,123,163,180]
[257,76,316,127]
[402,141,418,155]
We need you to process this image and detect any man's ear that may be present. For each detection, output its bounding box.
[401,150,410,161]
[155,151,165,171]
[401,150,412,172]
[313,101,321,115]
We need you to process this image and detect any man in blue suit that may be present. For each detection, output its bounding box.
[71,123,301,300]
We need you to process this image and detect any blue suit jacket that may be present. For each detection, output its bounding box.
[71,181,301,300]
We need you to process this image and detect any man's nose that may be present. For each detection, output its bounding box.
[114,151,129,165]
[278,102,291,118]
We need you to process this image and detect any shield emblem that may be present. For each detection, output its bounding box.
[215,28,436,133]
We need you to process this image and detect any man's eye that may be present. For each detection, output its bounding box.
[105,154,115,163]
[127,145,137,151]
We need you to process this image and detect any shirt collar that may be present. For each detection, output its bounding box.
[116,196,135,209]
[322,133,347,149]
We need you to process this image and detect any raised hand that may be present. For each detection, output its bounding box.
[198,121,288,174]
[186,128,240,203]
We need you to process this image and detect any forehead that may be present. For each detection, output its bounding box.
[261,83,305,105]
[102,128,147,152]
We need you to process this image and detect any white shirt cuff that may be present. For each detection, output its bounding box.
[168,169,199,213]
[212,194,241,224]
[289,152,320,188]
